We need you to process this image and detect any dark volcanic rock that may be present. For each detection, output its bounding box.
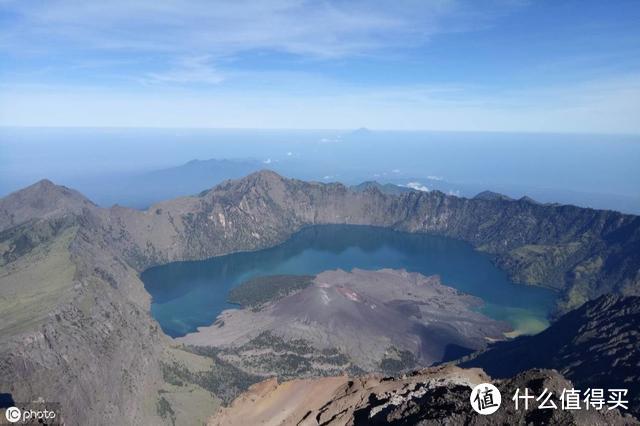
[461,294,640,416]
[363,369,635,425]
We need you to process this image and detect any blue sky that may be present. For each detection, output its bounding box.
[1,0,639,132]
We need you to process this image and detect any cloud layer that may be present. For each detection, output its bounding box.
[1,0,639,133]
[0,0,520,57]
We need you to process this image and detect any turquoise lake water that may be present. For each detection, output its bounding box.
[142,225,557,338]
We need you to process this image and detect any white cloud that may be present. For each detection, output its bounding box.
[319,137,341,143]
[0,0,522,58]
[405,182,430,192]
[427,175,444,181]
[145,56,224,85]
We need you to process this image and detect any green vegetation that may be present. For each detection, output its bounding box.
[161,362,186,387]
[167,347,263,404]
[156,396,175,425]
[177,332,354,403]
[243,330,316,354]
[221,331,351,380]
[0,225,77,337]
[228,275,314,310]
[380,347,417,375]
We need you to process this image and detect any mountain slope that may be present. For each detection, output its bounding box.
[459,294,640,416]
[1,171,640,424]
[0,183,215,425]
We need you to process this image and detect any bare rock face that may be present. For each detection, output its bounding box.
[208,366,637,426]
[0,189,167,424]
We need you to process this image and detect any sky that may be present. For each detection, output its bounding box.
[1,0,639,132]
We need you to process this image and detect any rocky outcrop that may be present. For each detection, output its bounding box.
[460,294,640,416]
[208,365,637,425]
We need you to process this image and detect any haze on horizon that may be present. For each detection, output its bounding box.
[1,0,640,133]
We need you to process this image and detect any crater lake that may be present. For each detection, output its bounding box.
[142,225,557,338]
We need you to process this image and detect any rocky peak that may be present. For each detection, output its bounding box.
[474,190,513,201]
[0,179,95,232]
[518,195,540,204]
[246,169,286,184]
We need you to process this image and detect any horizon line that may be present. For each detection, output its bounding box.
[1,125,639,138]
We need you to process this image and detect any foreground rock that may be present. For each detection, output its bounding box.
[209,365,636,425]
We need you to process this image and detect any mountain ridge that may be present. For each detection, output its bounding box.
[459,294,640,416]
[102,170,640,311]
[3,170,640,310]
[1,170,640,424]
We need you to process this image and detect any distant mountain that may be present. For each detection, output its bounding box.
[144,158,263,187]
[460,294,640,416]
[85,158,265,208]
[350,127,372,136]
